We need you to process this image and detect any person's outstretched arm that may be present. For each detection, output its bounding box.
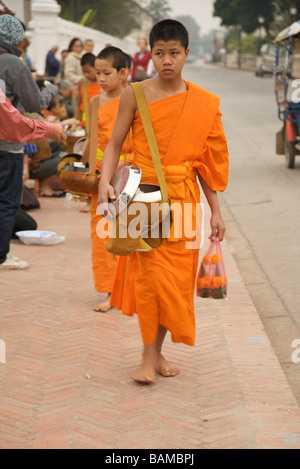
[0,89,66,145]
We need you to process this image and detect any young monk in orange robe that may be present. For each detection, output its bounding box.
[75,53,101,130]
[82,47,132,312]
[74,53,101,213]
[98,20,229,384]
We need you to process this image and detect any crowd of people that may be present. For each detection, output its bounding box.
[0,13,155,271]
[0,14,229,385]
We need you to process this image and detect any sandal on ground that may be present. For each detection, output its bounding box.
[39,192,66,198]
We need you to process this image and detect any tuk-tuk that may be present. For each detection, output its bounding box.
[274,21,300,168]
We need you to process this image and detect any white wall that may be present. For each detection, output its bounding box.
[4,0,25,21]
[56,17,137,57]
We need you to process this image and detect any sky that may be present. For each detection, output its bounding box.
[167,0,222,36]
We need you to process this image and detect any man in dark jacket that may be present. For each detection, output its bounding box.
[45,45,60,77]
[0,14,58,270]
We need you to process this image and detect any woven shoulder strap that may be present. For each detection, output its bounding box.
[88,94,100,173]
[130,82,169,204]
[82,78,89,134]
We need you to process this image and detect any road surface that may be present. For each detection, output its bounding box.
[183,62,300,396]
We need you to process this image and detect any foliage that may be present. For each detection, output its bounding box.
[271,1,300,36]
[146,0,171,23]
[213,0,239,27]
[57,0,140,38]
[226,28,260,55]
[214,0,300,41]
[214,0,275,37]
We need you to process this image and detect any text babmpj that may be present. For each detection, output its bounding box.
[96,201,205,250]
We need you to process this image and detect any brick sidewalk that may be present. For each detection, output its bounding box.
[0,197,300,449]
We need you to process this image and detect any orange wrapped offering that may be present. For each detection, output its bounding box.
[197,238,227,299]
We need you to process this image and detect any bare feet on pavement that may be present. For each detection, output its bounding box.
[132,351,157,384]
[156,354,180,378]
[80,199,91,213]
[132,351,180,384]
[93,293,112,313]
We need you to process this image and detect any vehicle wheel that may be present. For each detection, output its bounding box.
[284,129,296,169]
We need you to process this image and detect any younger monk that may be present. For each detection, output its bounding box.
[98,20,229,384]
[83,47,132,312]
[75,53,101,213]
[75,53,101,132]
[124,53,133,85]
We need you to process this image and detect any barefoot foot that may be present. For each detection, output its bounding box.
[132,349,157,384]
[156,354,180,377]
[80,200,91,212]
[132,364,156,384]
[93,294,111,313]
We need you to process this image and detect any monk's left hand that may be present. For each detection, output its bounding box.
[97,178,116,219]
[209,212,225,242]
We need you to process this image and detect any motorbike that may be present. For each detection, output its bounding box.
[274,20,300,168]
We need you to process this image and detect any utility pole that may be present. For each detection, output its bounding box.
[237,26,242,69]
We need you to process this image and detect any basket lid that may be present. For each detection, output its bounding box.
[109,164,141,217]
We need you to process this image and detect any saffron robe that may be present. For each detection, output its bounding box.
[111,82,229,346]
[91,98,132,293]
[80,82,101,127]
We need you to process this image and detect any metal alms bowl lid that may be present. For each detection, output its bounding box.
[73,137,86,155]
[108,164,142,217]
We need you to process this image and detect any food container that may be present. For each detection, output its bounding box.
[73,137,86,155]
[108,165,142,216]
[107,165,164,253]
[66,128,86,154]
[108,165,162,216]
[15,230,56,245]
[57,153,82,176]
[59,164,100,196]
[132,184,162,203]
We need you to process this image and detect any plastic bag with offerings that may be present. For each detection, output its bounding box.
[196,237,227,299]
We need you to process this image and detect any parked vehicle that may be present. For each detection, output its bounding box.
[255,43,276,77]
[274,21,300,168]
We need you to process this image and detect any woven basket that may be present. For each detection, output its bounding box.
[59,96,99,197]
[60,165,99,196]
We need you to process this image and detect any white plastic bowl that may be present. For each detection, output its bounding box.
[66,129,86,137]
[15,230,56,245]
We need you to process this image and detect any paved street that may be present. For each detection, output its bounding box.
[0,63,300,449]
[184,62,300,330]
[0,195,300,449]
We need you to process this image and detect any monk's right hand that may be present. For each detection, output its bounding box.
[98,179,116,218]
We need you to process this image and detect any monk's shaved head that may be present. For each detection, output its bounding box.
[149,19,189,51]
[97,46,127,71]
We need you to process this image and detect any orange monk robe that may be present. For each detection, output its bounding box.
[80,82,101,127]
[91,98,133,293]
[111,82,229,346]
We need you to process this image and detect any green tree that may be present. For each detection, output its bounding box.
[275,0,300,20]
[235,0,275,37]
[57,0,140,38]
[213,0,238,27]
[146,0,171,23]
[213,0,275,37]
